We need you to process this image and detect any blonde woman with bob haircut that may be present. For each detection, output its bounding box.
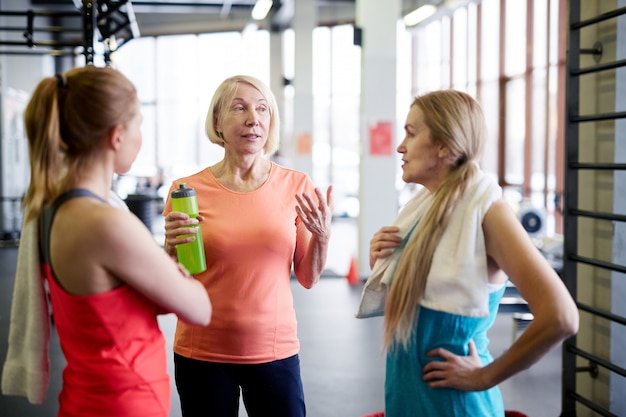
[361,89,578,417]
[162,75,333,417]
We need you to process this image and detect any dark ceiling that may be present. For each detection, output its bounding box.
[25,0,359,37]
[2,0,425,58]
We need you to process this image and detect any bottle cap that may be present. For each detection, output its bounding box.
[171,183,196,198]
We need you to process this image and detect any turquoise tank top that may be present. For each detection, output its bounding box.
[385,287,506,417]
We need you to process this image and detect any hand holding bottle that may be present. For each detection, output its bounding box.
[166,183,207,274]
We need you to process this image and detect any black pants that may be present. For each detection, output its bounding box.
[174,353,306,417]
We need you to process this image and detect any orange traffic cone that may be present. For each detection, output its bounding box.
[346,256,360,285]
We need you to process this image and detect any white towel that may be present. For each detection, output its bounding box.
[355,187,433,318]
[1,218,50,404]
[355,172,501,319]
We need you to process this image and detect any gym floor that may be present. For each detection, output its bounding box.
[0,217,562,417]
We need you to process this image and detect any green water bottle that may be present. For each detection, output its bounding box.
[171,183,207,274]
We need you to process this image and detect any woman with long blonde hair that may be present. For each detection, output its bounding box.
[363,90,578,416]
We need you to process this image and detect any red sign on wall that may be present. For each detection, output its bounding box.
[369,121,393,156]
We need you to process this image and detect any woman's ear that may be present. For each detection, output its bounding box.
[438,145,450,159]
[108,125,124,151]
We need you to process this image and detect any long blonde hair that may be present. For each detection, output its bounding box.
[23,66,138,222]
[384,90,487,349]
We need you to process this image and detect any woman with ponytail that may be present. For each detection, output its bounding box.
[361,90,578,416]
[7,66,212,417]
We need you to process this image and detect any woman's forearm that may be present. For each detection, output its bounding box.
[294,235,329,289]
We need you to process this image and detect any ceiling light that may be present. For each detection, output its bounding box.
[251,0,273,21]
[242,22,258,36]
[403,4,437,26]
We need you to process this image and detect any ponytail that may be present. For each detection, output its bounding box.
[23,78,66,222]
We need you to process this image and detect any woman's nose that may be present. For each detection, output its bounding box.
[246,112,259,126]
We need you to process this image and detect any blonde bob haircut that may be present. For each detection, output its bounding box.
[205,75,280,156]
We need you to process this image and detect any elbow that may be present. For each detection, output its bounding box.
[563,297,580,337]
[298,277,318,289]
[200,296,213,326]
[293,265,321,289]
[553,306,579,341]
[296,273,319,289]
[189,304,212,327]
[187,294,212,327]
[563,308,579,339]
[533,303,579,344]
[199,302,212,327]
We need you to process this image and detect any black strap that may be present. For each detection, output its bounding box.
[40,189,108,266]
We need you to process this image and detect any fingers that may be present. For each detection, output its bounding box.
[370,226,402,247]
[377,226,401,234]
[325,185,334,211]
[164,211,200,245]
[421,342,484,391]
[425,343,478,362]
[422,349,457,388]
[176,262,192,278]
[295,187,333,240]
[295,191,318,214]
[295,194,315,223]
[425,347,453,360]
[369,226,402,267]
[467,339,477,357]
[297,186,333,210]
[165,211,191,223]
[164,211,198,227]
